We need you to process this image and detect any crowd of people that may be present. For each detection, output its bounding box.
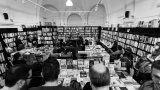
[2,54,160,90]
[99,40,160,90]
[1,34,160,90]
[0,55,111,90]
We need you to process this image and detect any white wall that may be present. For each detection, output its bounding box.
[107,0,160,25]
[0,0,40,27]
[87,5,106,26]
[67,14,82,26]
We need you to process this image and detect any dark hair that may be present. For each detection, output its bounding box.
[117,45,122,50]
[13,52,21,60]
[125,47,132,53]
[151,60,160,70]
[5,64,31,87]
[42,56,60,82]
[89,66,110,87]
[70,80,82,90]
[113,41,118,46]
[123,47,133,60]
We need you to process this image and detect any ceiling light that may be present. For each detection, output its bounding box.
[66,0,73,6]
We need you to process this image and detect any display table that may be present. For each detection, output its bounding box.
[11,47,53,64]
[57,45,140,90]
[10,45,140,90]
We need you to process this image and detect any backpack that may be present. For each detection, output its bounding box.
[135,56,152,75]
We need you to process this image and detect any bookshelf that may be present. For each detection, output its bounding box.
[101,27,160,61]
[58,26,101,40]
[23,28,38,38]
[18,31,27,44]
[39,26,57,47]
[57,26,64,40]
[1,28,18,51]
[21,26,101,47]
[0,28,18,84]
[84,26,101,40]
[23,27,42,45]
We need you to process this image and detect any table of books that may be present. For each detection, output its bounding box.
[57,45,140,90]
[10,45,140,90]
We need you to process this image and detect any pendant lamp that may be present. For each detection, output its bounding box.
[66,0,73,6]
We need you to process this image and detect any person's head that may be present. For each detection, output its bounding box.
[70,80,82,90]
[13,52,21,61]
[151,60,160,89]
[125,47,132,53]
[117,45,122,50]
[89,64,110,89]
[78,36,83,40]
[152,42,160,56]
[113,41,118,46]
[32,41,38,47]
[27,35,32,40]
[123,47,133,60]
[42,56,60,83]
[153,42,160,52]
[5,64,32,90]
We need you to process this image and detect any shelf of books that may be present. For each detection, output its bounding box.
[41,26,53,47]
[37,27,42,45]
[0,28,18,86]
[24,28,38,38]
[84,26,101,40]
[52,26,58,41]
[64,26,86,39]
[101,27,160,62]
[23,27,42,45]
[61,26,101,40]
[18,31,27,44]
[1,28,18,51]
[39,26,57,47]
[57,26,64,40]
[0,40,7,76]
[78,27,85,38]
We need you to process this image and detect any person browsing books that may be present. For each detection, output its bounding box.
[139,60,160,90]
[83,64,110,90]
[2,64,32,90]
[29,56,74,90]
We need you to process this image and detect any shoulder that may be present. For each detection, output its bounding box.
[139,81,154,90]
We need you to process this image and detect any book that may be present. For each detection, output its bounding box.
[60,59,67,69]
[72,60,78,69]
[66,59,73,69]
[80,71,87,77]
[84,60,89,69]
[63,78,71,86]
[78,59,84,71]
[59,69,67,78]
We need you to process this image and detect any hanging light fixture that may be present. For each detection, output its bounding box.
[66,0,73,6]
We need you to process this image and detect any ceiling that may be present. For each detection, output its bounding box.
[39,0,108,26]
[41,0,104,12]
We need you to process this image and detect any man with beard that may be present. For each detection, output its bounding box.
[3,64,32,90]
[139,60,160,90]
